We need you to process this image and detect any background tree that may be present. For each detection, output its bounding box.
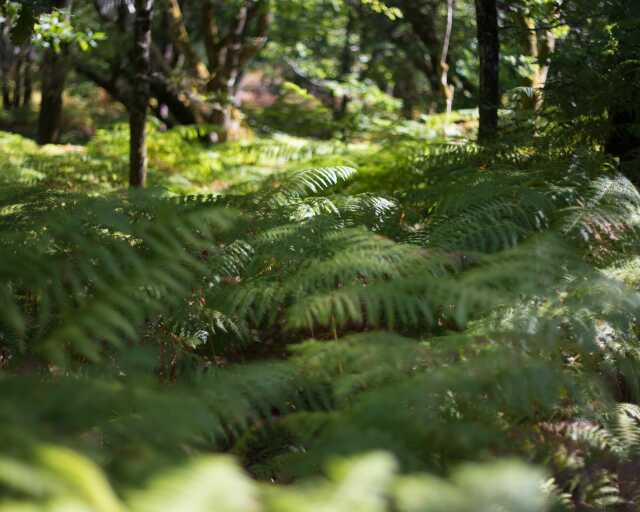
[36,0,71,144]
[129,0,152,187]
[390,0,456,112]
[0,3,35,110]
[544,0,640,181]
[474,0,499,142]
[0,6,17,109]
[79,0,271,141]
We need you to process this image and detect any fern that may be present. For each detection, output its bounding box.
[3,130,640,510]
[0,447,551,512]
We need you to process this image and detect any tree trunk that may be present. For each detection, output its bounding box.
[37,0,71,144]
[440,0,456,115]
[393,68,419,119]
[1,73,9,110]
[37,47,68,144]
[22,47,32,108]
[1,19,12,110]
[606,108,640,183]
[149,75,198,126]
[12,52,22,108]
[129,0,153,188]
[474,0,500,143]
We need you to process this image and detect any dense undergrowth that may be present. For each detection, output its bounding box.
[2,111,640,511]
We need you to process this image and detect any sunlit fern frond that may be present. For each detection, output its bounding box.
[0,188,236,363]
[266,166,356,206]
[613,403,640,454]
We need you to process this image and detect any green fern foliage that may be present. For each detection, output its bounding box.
[0,447,551,512]
[3,127,640,510]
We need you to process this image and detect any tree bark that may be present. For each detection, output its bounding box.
[1,72,9,110]
[22,47,32,108]
[149,75,198,126]
[0,18,13,110]
[12,52,22,108]
[37,0,72,144]
[129,0,154,188]
[37,47,68,144]
[440,0,456,115]
[393,67,419,119]
[606,108,640,180]
[474,0,500,143]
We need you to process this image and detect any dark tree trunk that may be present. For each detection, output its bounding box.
[22,48,33,108]
[1,21,12,110]
[606,108,640,183]
[393,69,419,119]
[129,0,154,188]
[149,76,197,126]
[474,0,500,143]
[1,74,9,110]
[37,47,68,144]
[12,53,23,108]
[37,0,71,144]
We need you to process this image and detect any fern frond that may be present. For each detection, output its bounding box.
[267,166,356,205]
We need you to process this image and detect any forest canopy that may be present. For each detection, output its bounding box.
[1,1,640,511]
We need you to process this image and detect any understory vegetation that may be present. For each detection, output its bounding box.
[1,1,640,511]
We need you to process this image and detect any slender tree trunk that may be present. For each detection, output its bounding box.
[37,0,71,144]
[606,108,640,182]
[474,0,500,143]
[1,73,9,110]
[129,0,154,188]
[37,47,68,144]
[12,52,22,108]
[441,0,456,115]
[1,20,12,110]
[22,47,32,108]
